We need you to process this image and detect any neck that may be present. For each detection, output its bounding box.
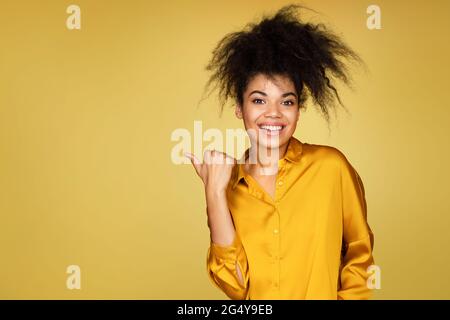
[246,143,289,176]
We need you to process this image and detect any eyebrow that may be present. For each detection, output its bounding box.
[248,90,298,99]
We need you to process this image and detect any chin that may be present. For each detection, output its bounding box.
[256,133,289,150]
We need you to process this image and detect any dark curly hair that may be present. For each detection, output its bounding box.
[199,3,366,126]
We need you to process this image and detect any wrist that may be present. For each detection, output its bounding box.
[205,185,227,198]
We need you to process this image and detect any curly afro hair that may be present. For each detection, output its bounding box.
[200,3,366,125]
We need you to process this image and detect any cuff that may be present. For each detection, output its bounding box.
[209,232,244,263]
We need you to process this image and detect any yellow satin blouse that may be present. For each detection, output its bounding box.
[206,136,375,300]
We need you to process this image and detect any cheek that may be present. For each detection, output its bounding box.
[243,109,263,125]
[285,110,299,124]
[241,114,254,131]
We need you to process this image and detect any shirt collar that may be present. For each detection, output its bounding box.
[232,136,303,190]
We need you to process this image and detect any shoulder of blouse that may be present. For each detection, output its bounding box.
[301,141,352,170]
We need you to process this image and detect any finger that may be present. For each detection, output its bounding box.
[185,152,201,164]
[211,150,224,165]
[204,149,213,165]
[209,150,225,165]
[225,155,237,165]
[213,151,236,165]
[184,152,202,175]
[215,151,235,165]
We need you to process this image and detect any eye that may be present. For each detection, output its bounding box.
[252,98,265,104]
[283,100,295,106]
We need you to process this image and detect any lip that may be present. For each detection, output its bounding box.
[258,122,287,126]
[257,123,287,136]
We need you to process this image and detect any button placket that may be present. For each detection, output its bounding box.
[272,161,289,291]
[275,163,287,202]
[279,161,294,202]
[272,206,281,290]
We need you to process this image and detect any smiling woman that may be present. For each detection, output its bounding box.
[186,4,376,300]
[235,74,300,164]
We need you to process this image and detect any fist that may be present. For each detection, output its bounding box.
[185,150,236,193]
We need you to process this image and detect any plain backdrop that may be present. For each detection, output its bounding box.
[1,0,449,299]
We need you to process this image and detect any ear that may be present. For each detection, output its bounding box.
[235,104,243,119]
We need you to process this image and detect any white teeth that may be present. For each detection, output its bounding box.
[260,125,283,131]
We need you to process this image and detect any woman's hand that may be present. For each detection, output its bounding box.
[185,150,236,194]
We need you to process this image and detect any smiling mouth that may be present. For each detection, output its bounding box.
[258,124,286,135]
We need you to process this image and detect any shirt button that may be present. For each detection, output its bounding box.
[278,181,283,186]
[273,229,279,234]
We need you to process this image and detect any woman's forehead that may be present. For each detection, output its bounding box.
[245,73,296,93]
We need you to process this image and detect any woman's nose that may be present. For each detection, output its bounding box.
[264,102,282,117]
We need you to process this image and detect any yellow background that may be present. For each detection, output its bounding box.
[1,0,449,299]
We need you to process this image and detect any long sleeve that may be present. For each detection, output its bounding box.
[337,158,375,300]
[206,231,250,300]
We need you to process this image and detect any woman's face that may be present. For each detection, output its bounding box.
[236,73,300,152]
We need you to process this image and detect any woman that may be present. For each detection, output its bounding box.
[185,4,375,300]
